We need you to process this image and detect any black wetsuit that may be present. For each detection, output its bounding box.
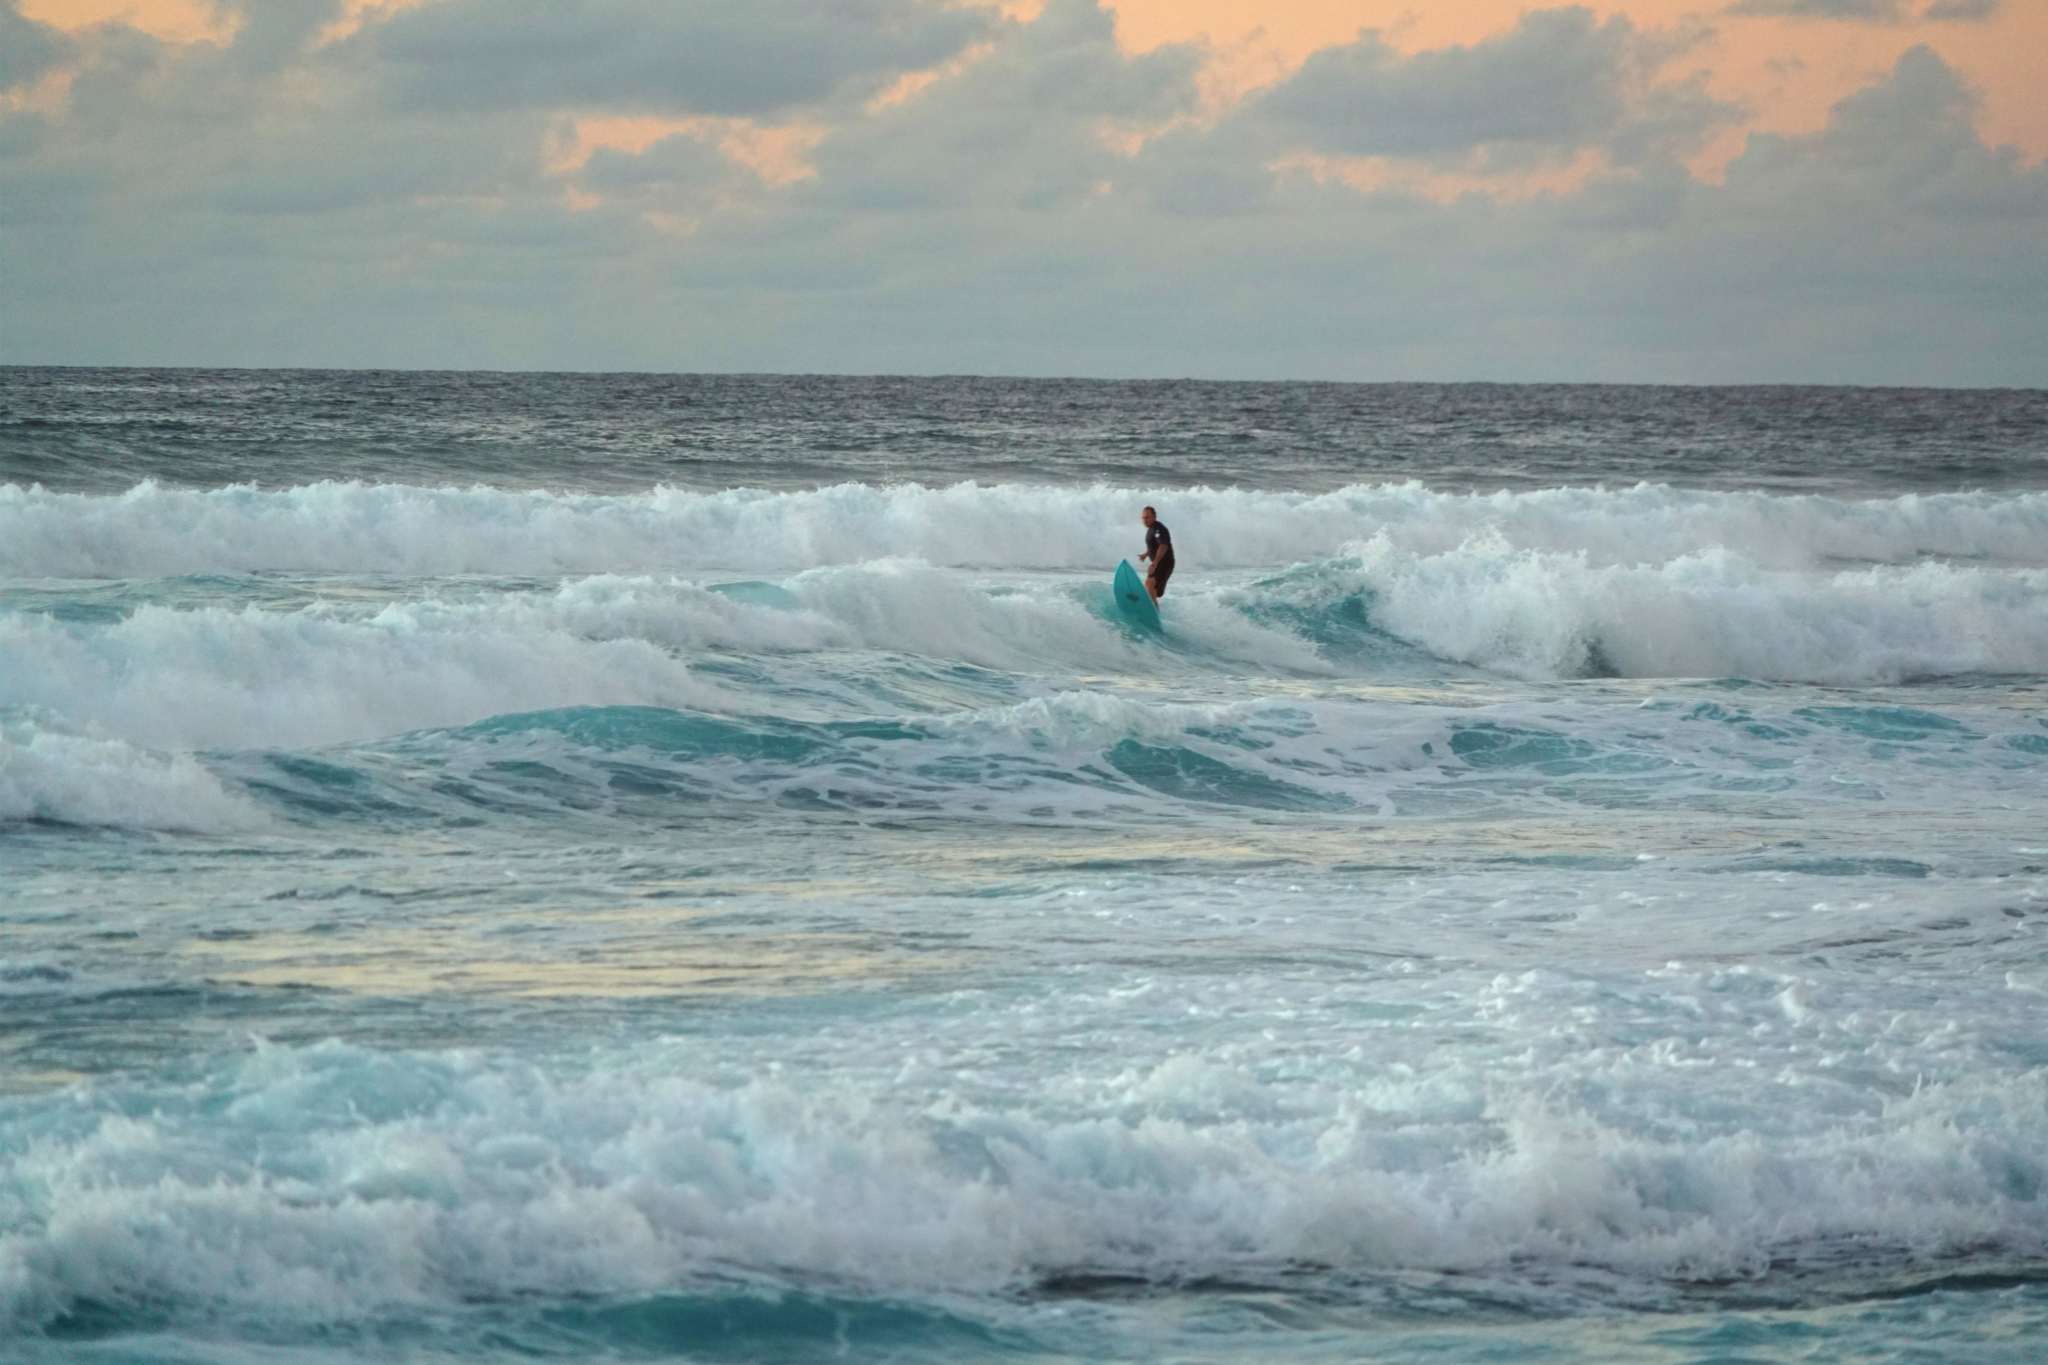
[1145,521,1174,594]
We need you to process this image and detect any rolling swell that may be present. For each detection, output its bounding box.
[14,683,2044,837]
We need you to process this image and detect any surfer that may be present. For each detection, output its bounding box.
[1140,506,1174,607]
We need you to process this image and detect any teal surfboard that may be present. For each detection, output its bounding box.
[1114,559,1161,631]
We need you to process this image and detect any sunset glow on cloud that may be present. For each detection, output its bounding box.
[1,0,2042,380]
[1108,0,2045,175]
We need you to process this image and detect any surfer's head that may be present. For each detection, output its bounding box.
[1140,506,1156,525]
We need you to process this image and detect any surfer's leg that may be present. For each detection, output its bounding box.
[1147,559,1171,604]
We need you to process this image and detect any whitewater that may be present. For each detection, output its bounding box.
[3,371,2047,1364]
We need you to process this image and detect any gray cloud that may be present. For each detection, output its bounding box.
[1570,45,2046,380]
[1717,44,2033,215]
[581,136,736,194]
[0,1,70,93]
[1252,8,1735,170]
[0,3,2040,384]
[370,0,993,117]
[221,0,360,74]
[1724,0,1909,21]
[789,0,1203,214]
[1922,0,1999,21]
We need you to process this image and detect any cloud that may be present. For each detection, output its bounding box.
[1921,0,1999,21]
[0,1,2040,384]
[1723,0,1909,21]
[544,26,2045,383]
[580,133,734,192]
[778,0,1205,213]
[1249,8,1735,172]
[1718,44,2036,215]
[1,2,71,92]
[1567,45,2047,376]
[368,0,996,118]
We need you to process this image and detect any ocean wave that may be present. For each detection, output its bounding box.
[0,569,1342,750]
[7,556,2048,768]
[201,696,1371,829]
[0,719,262,832]
[1326,537,2048,683]
[0,589,731,751]
[1,1038,2042,1330]
[4,479,2048,578]
[182,687,2047,837]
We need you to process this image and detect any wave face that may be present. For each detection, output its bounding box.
[5,375,2048,1364]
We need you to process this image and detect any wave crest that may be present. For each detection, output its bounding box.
[5,480,2047,578]
[1338,535,2048,683]
[0,720,262,832]
[2,1041,2042,1330]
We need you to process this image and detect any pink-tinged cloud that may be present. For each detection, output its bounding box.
[17,0,234,44]
[0,0,2040,380]
[1104,0,2045,170]
[550,115,827,186]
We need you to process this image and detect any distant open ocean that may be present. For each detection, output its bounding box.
[4,369,2048,1364]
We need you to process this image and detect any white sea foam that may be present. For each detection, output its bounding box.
[7,553,2047,763]
[0,595,727,751]
[0,720,261,832]
[4,480,2047,578]
[0,1034,2042,1329]
[1345,536,2048,682]
[7,482,2044,713]
[0,571,1342,750]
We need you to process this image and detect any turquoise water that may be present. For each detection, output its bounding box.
[3,372,2048,1362]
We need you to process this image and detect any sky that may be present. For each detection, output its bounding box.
[1,0,2043,382]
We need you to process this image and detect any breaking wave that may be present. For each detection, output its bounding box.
[4,479,2048,578]
[0,719,262,832]
[1,1037,2042,1332]
[1302,537,2048,683]
[4,556,2043,770]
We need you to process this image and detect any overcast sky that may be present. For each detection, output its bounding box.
[2,0,2043,382]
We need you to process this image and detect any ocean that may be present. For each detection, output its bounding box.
[3,368,2047,1363]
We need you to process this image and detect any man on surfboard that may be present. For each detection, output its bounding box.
[1140,506,1174,607]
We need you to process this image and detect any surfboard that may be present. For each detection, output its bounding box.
[1114,558,1161,631]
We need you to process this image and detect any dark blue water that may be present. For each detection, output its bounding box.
[7,367,2047,494]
